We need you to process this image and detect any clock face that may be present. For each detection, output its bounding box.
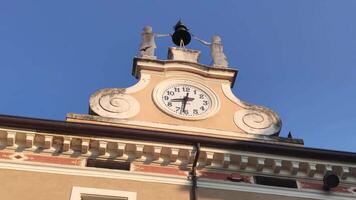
[162,84,212,117]
[153,79,219,120]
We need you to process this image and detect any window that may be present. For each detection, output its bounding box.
[70,187,137,200]
[254,176,298,188]
[86,159,131,171]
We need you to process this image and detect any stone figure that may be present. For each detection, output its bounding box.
[139,26,156,58]
[195,35,229,68]
[139,26,170,58]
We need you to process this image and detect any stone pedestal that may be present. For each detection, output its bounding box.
[168,47,200,63]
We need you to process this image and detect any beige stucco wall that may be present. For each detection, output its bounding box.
[0,169,189,200]
[0,169,318,200]
[129,70,243,133]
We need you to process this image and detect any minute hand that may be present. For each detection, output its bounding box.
[181,93,194,114]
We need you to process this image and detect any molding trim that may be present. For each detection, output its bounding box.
[67,113,257,140]
[198,180,356,200]
[70,186,136,200]
[70,186,137,200]
[0,127,355,182]
[0,160,189,185]
[133,58,237,85]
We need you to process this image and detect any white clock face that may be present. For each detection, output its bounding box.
[153,79,220,120]
[161,84,212,117]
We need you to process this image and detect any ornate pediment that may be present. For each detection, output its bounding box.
[69,24,284,144]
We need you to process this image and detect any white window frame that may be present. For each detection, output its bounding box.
[70,186,137,200]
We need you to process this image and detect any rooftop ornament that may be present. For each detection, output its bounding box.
[138,21,229,68]
[171,20,191,47]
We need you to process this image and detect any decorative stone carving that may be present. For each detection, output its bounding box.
[139,26,156,59]
[211,35,228,68]
[222,83,281,136]
[0,128,355,182]
[194,35,229,68]
[138,26,170,59]
[233,106,281,136]
[90,88,140,119]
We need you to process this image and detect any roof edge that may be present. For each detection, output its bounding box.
[0,114,355,163]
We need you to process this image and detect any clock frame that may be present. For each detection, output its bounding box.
[152,79,220,120]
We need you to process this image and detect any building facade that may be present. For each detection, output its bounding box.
[0,25,355,200]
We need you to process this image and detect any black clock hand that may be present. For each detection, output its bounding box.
[181,93,189,114]
[180,101,184,114]
[171,97,194,103]
[170,98,184,102]
[186,97,195,102]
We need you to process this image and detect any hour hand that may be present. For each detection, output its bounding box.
[170,98,184,102]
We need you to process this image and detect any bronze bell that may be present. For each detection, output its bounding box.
[172,20,191,46]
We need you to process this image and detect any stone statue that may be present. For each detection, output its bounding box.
[139,26,156,58]
[195,35,229,68]
[139,26,170,59]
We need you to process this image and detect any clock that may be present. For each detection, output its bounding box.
[153,79,219,120]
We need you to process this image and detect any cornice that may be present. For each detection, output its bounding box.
[132,57,238,87]
[0,114,354,163]
[0,126,355,184]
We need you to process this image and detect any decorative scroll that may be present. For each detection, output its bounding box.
[234,107,281,136]
[90,88,140,119]
[221,83,281,135]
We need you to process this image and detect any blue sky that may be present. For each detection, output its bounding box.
[0,0,355,152]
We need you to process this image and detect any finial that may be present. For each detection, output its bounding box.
[172,20,191,47]
[287,131,293,139]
